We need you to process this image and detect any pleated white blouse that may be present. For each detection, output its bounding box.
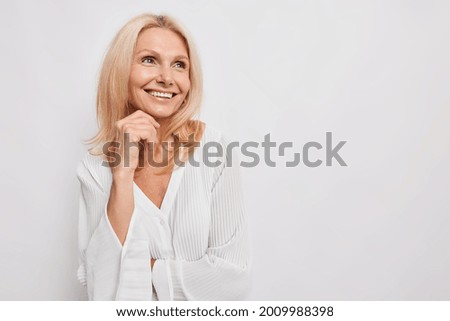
[76,125,250,300]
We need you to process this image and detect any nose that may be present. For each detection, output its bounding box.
[156,65,174,86]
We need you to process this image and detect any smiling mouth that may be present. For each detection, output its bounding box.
[144,90,177,99]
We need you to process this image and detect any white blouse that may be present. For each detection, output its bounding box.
[76,125,250,300]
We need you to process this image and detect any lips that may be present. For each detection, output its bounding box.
[144,89,177,99]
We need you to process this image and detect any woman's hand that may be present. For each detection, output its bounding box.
[111,109,160,176]
[106,109,160,245]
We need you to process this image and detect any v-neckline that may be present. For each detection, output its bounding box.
[133,163,186,214]
[131,123,207,215]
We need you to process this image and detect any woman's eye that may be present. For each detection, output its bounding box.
[173,61,186,69]
[142,56,155,64]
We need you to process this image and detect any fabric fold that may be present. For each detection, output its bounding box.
[77,263,87,287]
[150,242,250,300]
[151,259,175,300]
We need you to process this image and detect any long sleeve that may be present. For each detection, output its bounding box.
[76,158,123,299]
[151,135,251,300]
[76,156,154,300]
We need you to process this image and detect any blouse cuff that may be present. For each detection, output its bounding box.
[115,239,153,301]
[108,203,153,301]
[83,204,123,300]
[151,255,251,301]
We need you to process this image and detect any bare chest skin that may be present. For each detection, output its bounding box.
[133,134,176,209]
[134,165,173,209]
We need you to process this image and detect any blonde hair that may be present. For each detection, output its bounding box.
[84,13,204,174]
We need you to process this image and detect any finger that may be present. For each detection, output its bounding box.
[120,124,158,143]
[116,112,160,134]
[127,110,160,128]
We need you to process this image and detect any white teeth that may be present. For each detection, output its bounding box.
[149,91,173,99]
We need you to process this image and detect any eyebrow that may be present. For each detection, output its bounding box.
[135,49,189,60]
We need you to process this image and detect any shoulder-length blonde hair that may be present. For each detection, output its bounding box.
[84,13,204,174]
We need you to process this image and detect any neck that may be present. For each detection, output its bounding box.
[142,117,175,168]
[154,117,173,142]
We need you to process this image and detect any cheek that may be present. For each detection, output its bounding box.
[178,75,191,94]
[129,67,155,86]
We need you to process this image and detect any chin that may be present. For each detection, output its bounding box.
[145,105,179,119]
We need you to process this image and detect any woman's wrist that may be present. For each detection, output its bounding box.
[112,168,135,182]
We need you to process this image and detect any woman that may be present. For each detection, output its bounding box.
[76,13,250,300]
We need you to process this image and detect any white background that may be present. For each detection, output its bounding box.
[0,0,449,300]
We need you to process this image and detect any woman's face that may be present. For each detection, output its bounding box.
[128,28,190,119]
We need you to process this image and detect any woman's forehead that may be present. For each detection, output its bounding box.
[135,28,188,57]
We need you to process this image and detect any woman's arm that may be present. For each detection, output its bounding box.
[77,155,154,301]
[107,109,160,244]
[107,171,135,245]
[76,158,123,299]
[77,111,161,300]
